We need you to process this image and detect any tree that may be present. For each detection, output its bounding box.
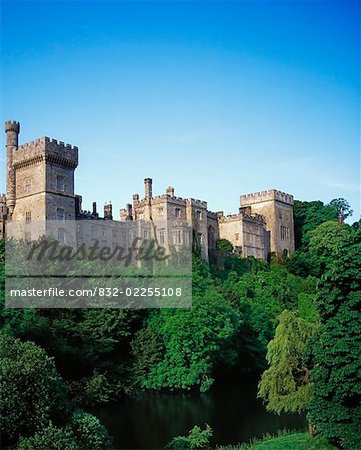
[0,334,70,446]
[17,423,78,450]
[308,221,351,264]
[293,200,338,249]
[328,198,353,223]
[216,238,233,253]
[134,290,240,392]
[258,310,318,416]
[16,411,112,450]
[308,228,361,450]
[69,409,112,449]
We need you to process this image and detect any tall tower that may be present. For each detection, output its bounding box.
[5,122,78,243]
[5,120,20,217]
[240,189,295,258]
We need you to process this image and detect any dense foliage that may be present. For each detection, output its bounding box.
[307,228,361,450]
[0,334,112,449]
[0,197,359,449]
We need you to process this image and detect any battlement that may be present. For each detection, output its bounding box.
[218,211,266,224]
[5,120,20,133]
[136,194,207,208]
[240,189,294,206]
[207,211,218,219]
[186,198,208,208]
[13,136,78,168]
[0,194,6,202]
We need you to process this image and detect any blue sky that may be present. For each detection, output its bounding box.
[1,0,360,220]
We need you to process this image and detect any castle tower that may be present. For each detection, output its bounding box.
[240,189,295,258]
[5,120,20,217]
[5,123,78,242]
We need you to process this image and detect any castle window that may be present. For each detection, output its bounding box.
[281,225,289,240]
[143,229,149,239]
[25,211,31,224]
[56,175,65,192]
[158,207,164,216]
[112,229,118,239]
[25,178,32,194]
[58,228,65,244]
[102,227,106,237]
[196,210,202,220]
[56,208,65,221]
[139,212,144,220]
[159,229,165,244]
[175,208,181,218]
[235,233,239,241]
[173,229,182,244]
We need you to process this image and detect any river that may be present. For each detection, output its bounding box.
[93,374,306,449]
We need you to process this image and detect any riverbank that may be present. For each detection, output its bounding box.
[219,431,335,449]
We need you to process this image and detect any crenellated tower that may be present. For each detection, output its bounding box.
[4,121,79,242]
[240,189,295,257]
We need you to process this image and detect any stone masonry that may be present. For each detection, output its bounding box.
[1,121,295,259]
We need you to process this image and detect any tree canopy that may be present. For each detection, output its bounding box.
[307,228,361,450]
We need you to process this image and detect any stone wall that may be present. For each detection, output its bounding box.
[240,189,295,257]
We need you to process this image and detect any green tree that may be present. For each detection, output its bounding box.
[307,228,361,450]
[69,409,112,449]
[308,221,351,264]
[216,238,233,253]
[293,200,338,249]
[0,334,70,446]
[258,310,318,415]
[328,198,353,223]
[134,290,240,392]
[17,423,78,450]
[17,411,112,450]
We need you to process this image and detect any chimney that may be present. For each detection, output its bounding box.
[144,178,153,200]
[75,195,82,215]
[92,202,98,216]
[133,193,139,205]
[126,203,132,220]
[104,202,113,220]
[166,186,174,197]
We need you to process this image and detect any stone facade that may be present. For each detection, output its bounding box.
[217,209,269,259]
[240,190,295,257]
[1,120,295,260]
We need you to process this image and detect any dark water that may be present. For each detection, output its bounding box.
[92,375,306,450]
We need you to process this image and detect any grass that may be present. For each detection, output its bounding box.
[218,431,336,450]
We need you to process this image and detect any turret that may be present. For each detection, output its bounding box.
[5,120,20,217]
[144,178,153,201]
[166,186,174,197]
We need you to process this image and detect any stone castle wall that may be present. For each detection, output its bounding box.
[240,189,295,257]
[2,121,295,260]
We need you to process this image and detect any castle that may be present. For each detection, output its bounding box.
[1,120,295,259]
